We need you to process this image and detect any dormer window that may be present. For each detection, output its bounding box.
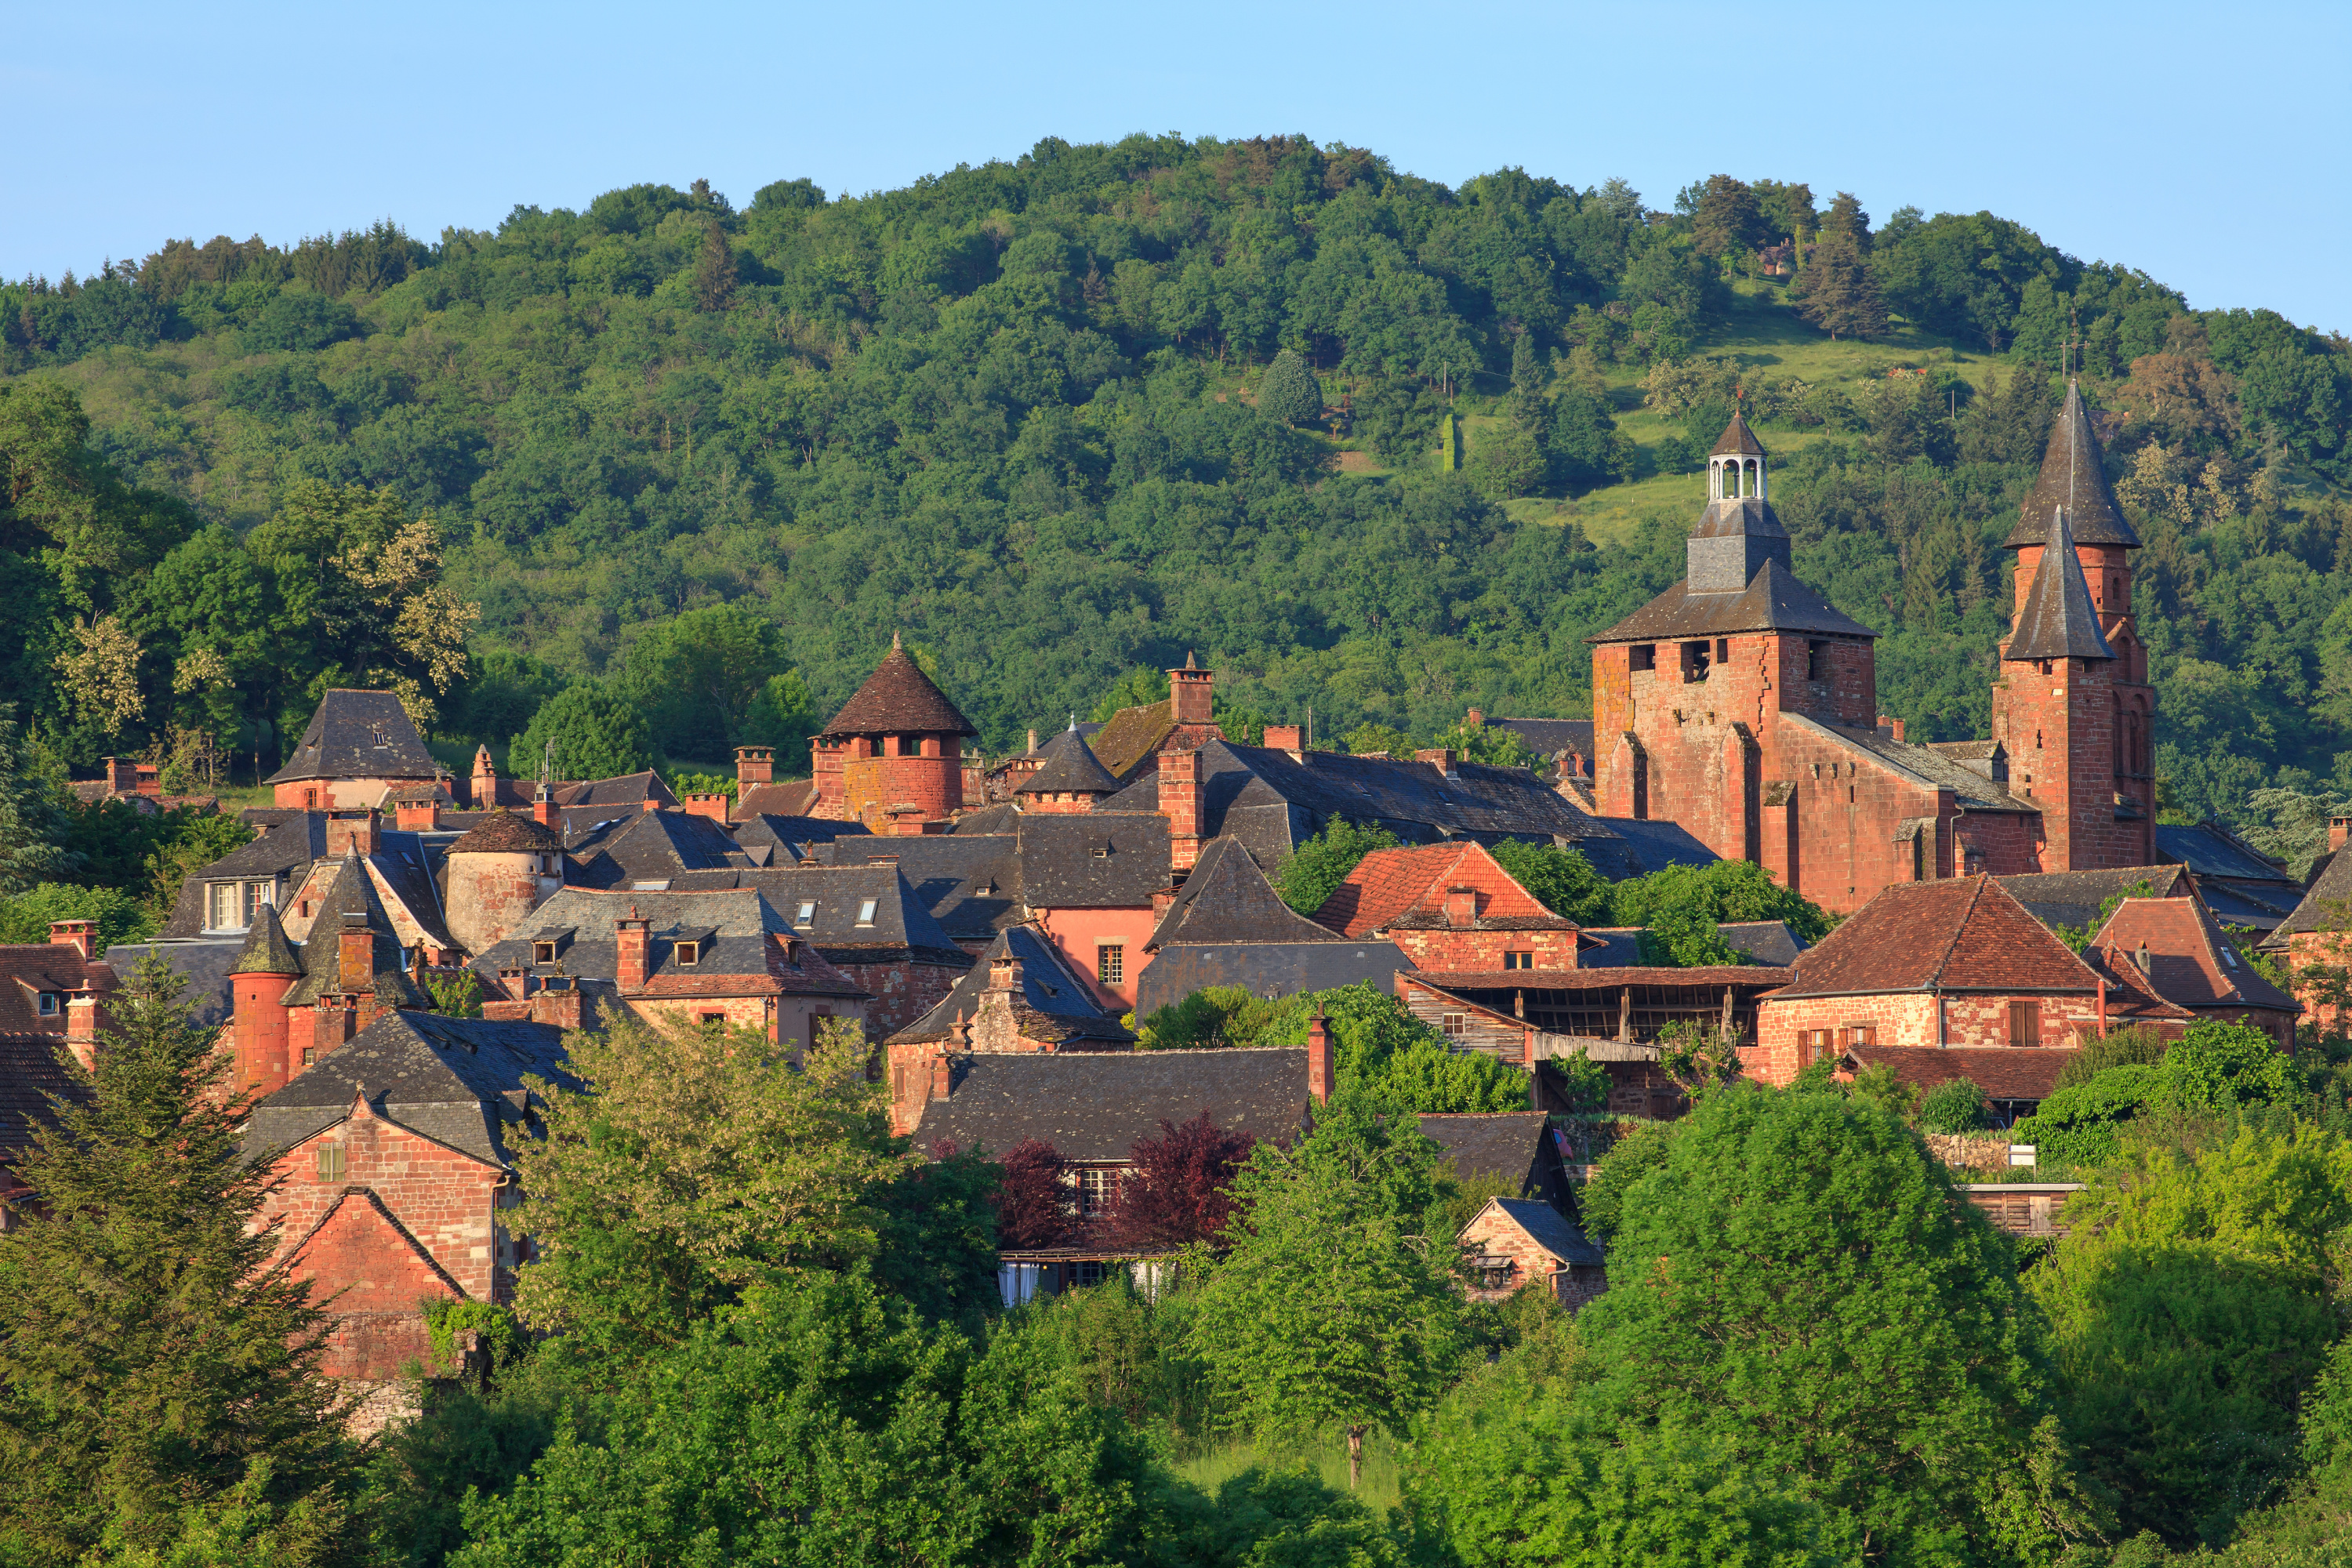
[532,942,557,964]
[37,993,60,1016]
[795,902,815,927]
[676,941,701,967]
[856,899,878,927]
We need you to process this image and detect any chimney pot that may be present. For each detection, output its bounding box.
[48,920,95,961]
[1307,1011,1334,1104]
[1262,723,1304,755]
[2332,815,2352,853]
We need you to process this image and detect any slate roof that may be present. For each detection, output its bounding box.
[953,804,1022,835]
[1101,739,1617,872]
[159,815,326,938]
[816,834,1023,942]
[1777,713,2038,815]
[910,1047,1314,1163]
[1576,818,1723,880]
[448,811,564,855]
[1088,698,1180,784]
[819,641,978,739]
[470,887,867,999]
[1146,836,1347,949]
[1133,942,1412,1017]
[281,855,427,1010]
[1417,1112,1549,1188]
[742,866,972,967]
[1487,718,1594,760]
[2004,383,2141,550]
[551,770,678,810]
[103,938,246,1028]
[1711,411,1767,457]
[572,809,751,889]
[2262,844,2352,948]
[240,1010,576,1171]
[1772,876,2100,998]
[1018,813,1172,909]
[2004,506,2114,662]
[232,904,303,975]
[1312,842,1575,938]
[734,779,822,820]
[2154,822,2292,884]
[1588,557,1878,644]
[2089,898,2299,1014]
[1997,865,2190,933]
[1475,1196,1606,1268]
[732,814,870,866]
[889,926,1134,1047]
[1412,966,1780,992]
[1015,727,1121,797]
[266,690,440,785]
[1844,1044,2073,1104]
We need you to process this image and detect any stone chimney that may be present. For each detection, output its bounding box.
[1026,729,1039,756]
[1262,723,1304,757]
[1465,708,1484,728]
[102,756,138,796]
[683,793,731,824]
[1307,1010,1334,1105]
[615,908,651,991]
[988,953,1024,995]
[394,796,439,832]
[1160,747,1203,871]
[735,746,775,791]
[930,1048,953,1102]
[48,920,95,960]
[1415,748,1459,777]
[1877,713,1907,742]
[2332,815,2352,853]
[1445,887,1479,928]
[1168,652,1214,727]
[326,808,381,858]
[471,744,497,807]
[338,913,373,996]
[530,978,587,1032]
[534,778,557,828]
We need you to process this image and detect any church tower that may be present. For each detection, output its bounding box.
[1989,383,2154,869]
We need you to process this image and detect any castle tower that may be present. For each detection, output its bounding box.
[229,903,303,1099]
[444,811,568,956]
[1587,413,1876,868]
[1991,383,2154,869]
[812,633,980,833]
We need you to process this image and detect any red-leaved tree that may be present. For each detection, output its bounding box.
[992,1138,1073,1249]
[1106,1112,1258,1249]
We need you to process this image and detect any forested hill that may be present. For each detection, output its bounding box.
[3,135,2349,836]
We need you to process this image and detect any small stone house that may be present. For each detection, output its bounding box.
[1457,1196,1607,1309]
[2089,895,2300,1048]
[1311,840,1586,972]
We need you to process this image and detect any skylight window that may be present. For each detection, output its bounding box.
[795,902,815,926]
[856,899,878,927]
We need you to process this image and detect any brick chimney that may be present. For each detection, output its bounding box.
[1262,723,1304,757]
[1307,1010,1334,1104]
[338,914,373,996]
[2332,815,2352,853]
[530,979,587,1032]
[1415,748,1458,777]
[471,745,497,808]
[1445,887,1479,928]
[64,985,100,1072]
[326,808,381,858]
[989,953,1024,995]
[103,755,138,796]
[1168,651,1213,726]
[735,746,775,790]
[1465,708,1484,728]
[1161,747,1203,871]
[48,920,95,960]
[534,779,557,828]
[615,908,651,991]
[931,1048,953,1102]
[1877,713,1906,742]
[684,793,731,823]
[394,796,438,832]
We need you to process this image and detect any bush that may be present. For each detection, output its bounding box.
[2055,1024,2172,1091]
[1256,350,1323,426]
[1918,1076,1990,1134]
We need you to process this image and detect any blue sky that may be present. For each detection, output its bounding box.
[4,0,2344,332]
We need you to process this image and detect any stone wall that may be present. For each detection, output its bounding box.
[830,956,967,1037]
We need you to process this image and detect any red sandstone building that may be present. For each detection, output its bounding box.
[1587,390,2157,914]
[2262,818,2352,1036]
[811,633,978,833]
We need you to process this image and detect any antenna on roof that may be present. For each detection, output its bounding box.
[1068,713,1076,731]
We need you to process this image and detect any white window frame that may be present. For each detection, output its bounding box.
[855,898,878,927]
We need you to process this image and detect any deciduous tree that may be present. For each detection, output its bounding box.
[1106,1112,1256,1248]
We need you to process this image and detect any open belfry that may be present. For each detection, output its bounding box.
[1587,389,2156,913]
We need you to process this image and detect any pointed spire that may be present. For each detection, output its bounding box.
[230,902,302,976]
[1711,411,1766,457]
[2005,506,2115,662]
[818,638,978,739]
[1014,725,1120,797]
[2005,381,2140,549]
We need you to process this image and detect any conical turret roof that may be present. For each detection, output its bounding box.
[1711,412,1766,457]
[1014,725,1120,797]
[2005,506,2114,662]
[230,902,303,977]
[2005,383,2140,549]
[818,637,978,739]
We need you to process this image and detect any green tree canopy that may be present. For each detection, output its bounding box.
[1256,349,1323,426]
[509,681,654,782]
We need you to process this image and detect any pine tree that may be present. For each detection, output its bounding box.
[691,217,737,313]
[0,955,354,1563]
[0,717,72,895]
[1506,331,1548,430]
[1256,349,1323,426]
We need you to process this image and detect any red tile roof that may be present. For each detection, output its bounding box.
[1314,843,1571,938]
[2089,897,2299,1014]
[1846,1044,2073,1102]
[1773,877,2100,998]
[0,943,111,1041]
